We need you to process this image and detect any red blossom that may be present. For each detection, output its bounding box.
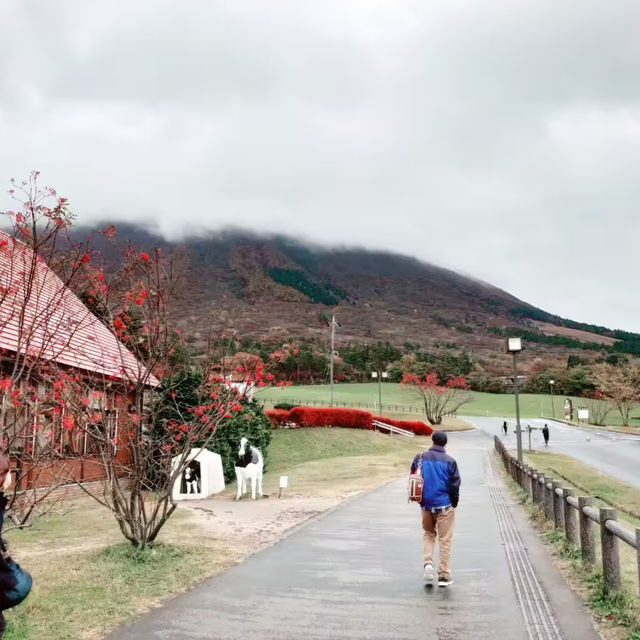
[446,375,469,390]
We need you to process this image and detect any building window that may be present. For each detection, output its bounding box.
[83,409,118,456]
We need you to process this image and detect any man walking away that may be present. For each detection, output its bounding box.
[542,424,550,446]
[502,420,508,436]
[410,431,460,587]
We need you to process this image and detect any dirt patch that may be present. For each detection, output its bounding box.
[534,321,619,346]
[181,494,345,555]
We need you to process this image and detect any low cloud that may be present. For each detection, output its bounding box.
[1,1,639,329]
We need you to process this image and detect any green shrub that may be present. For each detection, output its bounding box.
[154,371,272,483]
[207,400,272,481]
[274,402,297,410]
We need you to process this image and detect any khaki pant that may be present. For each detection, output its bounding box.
[422,507,455,578]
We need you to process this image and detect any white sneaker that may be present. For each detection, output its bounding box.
[438,575,453,587]
[423,563,435,585]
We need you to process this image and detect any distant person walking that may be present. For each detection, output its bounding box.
[410,431,461,587]
[502,420,508,436]
[0,455,32,637]
[542,424,550,446]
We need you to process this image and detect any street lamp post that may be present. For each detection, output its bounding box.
[549,379,555,419]
[507,337,524,462]
[371,370,388,411]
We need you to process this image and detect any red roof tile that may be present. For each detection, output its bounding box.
[0,231,158,386]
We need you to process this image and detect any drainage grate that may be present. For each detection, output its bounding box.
[485,451,565,640]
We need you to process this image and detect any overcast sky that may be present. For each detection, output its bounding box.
[1,1,640,330]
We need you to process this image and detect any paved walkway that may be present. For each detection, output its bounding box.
[109,432,599,640]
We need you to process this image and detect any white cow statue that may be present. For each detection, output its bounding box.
[234,437,264,500]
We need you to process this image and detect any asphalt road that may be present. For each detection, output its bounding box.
[109,433,528,640]
[108,431,599,640]
[467,416,640,489]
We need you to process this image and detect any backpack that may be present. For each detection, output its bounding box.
[0,559,31,610]
[0,541,32,612]
[408,456,424,503]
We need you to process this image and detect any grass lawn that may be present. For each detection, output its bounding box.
[263,428,429,498]
[258,383,640,428]
[3,428,425,640]
[3,501,239,640]
[522,450,640,523]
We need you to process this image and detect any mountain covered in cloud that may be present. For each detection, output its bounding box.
[83,224,640,370]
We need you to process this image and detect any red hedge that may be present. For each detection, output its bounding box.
[371,415,433,436]
[287,407,373,429]
[265,406,432,436]
[265,409,293,427]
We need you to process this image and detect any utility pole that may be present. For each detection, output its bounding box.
[329,315,339,407]
[549,379,555,419]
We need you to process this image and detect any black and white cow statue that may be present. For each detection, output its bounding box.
[183,462,200,494]
[234,437,264,500]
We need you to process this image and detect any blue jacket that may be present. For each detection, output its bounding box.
[410,446,461,509]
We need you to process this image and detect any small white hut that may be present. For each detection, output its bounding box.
[171,448,225,501]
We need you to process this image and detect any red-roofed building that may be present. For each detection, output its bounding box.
[0,231,158,385]
[0,231,158,492]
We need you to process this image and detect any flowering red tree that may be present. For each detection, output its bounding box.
[0,172,99,527]
[0,173,267,545]
[55,231,261,547]
[401,373,473,425]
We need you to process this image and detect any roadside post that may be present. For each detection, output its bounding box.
[278,475,288,498]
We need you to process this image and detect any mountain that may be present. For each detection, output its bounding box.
[82,224,640,369]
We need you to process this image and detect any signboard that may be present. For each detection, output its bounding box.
[577,409,589,421]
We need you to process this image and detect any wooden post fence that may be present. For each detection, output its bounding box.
[494,437,636,597]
